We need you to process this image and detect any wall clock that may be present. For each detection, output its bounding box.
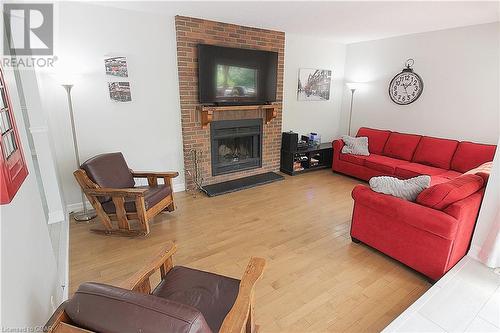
[389,59,423,105]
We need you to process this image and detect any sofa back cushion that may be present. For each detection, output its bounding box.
[65,282,212,333]
[383,132,422,161]
[451,142,496,173]
[416,174,484,210]
[356,127,391,154]
[412,136,459,170]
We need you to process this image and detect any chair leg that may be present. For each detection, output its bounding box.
[166,201,175,212]
[135,197,150,235]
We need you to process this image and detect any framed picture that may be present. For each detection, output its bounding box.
[104,56,128,77]
[297,68,332,101]
[108,82,132,102]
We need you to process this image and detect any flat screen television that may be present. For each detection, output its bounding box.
[198,44,278,105]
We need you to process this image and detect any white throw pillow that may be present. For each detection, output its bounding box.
[341,135,369,156]
[369,175,431,202]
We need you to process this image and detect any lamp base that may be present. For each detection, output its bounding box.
[73,210,97,222]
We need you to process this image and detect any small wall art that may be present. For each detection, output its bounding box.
[297,68,332,101]
[108,82,132,102]
[104,56,128,77]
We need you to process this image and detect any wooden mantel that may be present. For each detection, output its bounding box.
[197,104,278,129]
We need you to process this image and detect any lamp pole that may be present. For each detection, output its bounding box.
[348,88,356,136]
[62,84,96,222]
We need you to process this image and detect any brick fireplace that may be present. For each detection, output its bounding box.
[174,16,285,190]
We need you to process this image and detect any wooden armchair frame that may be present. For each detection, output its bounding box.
[46,242,266,333]
[74,169,178,236]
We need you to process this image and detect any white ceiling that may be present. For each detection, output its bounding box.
[96,1,499,44]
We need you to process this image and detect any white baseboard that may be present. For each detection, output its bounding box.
[173,182,186,192]
[66,202,93,213]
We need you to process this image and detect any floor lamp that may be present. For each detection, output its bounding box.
[63,84,96,222]
[346,83,360,136]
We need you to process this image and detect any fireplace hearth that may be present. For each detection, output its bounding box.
[210,119,262,176]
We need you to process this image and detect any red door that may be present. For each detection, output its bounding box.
[0,65,28,204]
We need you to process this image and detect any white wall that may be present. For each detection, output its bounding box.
[0,68,60,328]
[41,2,185,208]
[283,34,346,143]
[45,2,351,208]
[342,23,499,144]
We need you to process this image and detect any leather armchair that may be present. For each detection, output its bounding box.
[74,152,178,236]
[45,242,266,333]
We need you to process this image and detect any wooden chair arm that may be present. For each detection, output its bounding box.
[83,187,147,197]
[132,171,179,178]
[220,257,266,333]
[120,241,177,292]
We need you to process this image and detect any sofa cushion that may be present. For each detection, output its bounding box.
[383,132,422,161]
[101,184,172,214]
[395,163,448,179]
[153,266,240,333]
[430,176,452,186]
[451,142,496,173]
[439,170,462,180]
[339,152,367,166]
[416,174,485,210]
[356,127,391,154]
[65,282,212,333]
[364,154,407,174]
[412,136,459,169]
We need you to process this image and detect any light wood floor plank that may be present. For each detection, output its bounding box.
[69,170,430,332]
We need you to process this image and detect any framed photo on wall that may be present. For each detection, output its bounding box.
[104,56,129,77]
[108,82,132,102]
[297,68,332,101]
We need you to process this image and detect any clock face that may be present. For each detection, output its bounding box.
[389,71,423,105]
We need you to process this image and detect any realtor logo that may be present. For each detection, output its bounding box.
[3,3,53,55]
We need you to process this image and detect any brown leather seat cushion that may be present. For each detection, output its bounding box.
[102,184,172,213]
[64,282,212,333]
[153,266,240,333]
[81,152,135,203]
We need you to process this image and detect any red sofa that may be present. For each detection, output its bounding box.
[332,128,496,280]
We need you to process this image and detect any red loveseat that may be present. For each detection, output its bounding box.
[332,128,496,280]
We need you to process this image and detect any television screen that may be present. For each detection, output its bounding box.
[198,44,277,105]
[216,64,257,99]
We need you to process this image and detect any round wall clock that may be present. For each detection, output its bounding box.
[389,59,423,105]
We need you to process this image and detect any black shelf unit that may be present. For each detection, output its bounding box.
[280,142,333,176]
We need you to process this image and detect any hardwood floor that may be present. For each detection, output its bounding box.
[70,170,430,332]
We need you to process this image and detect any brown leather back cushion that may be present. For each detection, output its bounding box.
[81,153,135,202]
[65,282,212,333]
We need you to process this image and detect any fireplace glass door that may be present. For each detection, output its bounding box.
[210,119,262,176]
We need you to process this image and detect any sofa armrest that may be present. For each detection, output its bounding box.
[332,139,345,152]
[351,185,459,240]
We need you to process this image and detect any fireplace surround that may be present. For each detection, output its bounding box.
[175,16,284,190]
[210,119,262,176]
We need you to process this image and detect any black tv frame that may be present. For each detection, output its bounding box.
[197,44,278,106]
